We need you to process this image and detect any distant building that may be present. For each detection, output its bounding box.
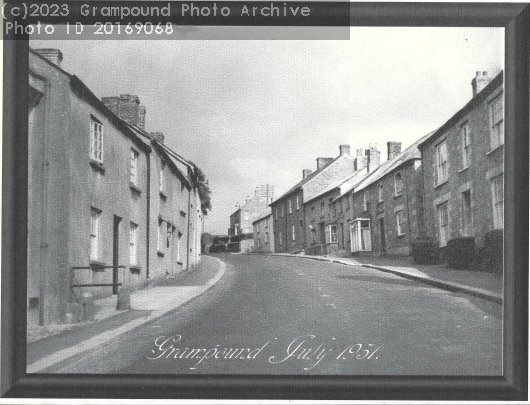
[228,186,271,236]
[252,211,274,253]
[418,71,504,252]
[271,145,367,253]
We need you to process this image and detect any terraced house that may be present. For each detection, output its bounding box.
[418,71,504,255]
[303,146,380,256]
[271,145,358,253]
[28,48,204,325]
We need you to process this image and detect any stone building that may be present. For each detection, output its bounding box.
[228,185,272,236]
[28,48,203,325]
[418,71,504,253]
[337,137,431,256]
[252,211,274,253]
[303,146,380,256]
[270,145,360,253]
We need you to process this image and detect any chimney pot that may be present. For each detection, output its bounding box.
[471,70,492,97]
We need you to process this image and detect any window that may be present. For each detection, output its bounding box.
[157,220,164,252]
[177,232,182,262]
[327,225,338,243]
[311,228,317,243]
[167,223,173,249]
[244,212,250,221]
[279,231,282,245]
[346,196,350,210]
[350,219,372,252]
[292,224,296,241]
[490,93,504,149]
[491,175,504,229]
[275,207,278,220]
[331,202,336,217]
[130,149,139,185]
[394,173,403,196]
[90,118,103,163]
[90,208,101,260]
[129,222,138,265]
[396,211,405,236]
[378,183,384,202]
[437,202,449,247]
[296,195,300,210]
[281,204,285,217]
[461,190,472,236]
[159,162,165,192]
[265,218,268,228]
[288,199,292,214]
[265,232,269,243]
[320,201,325,216]
[338,200,343,213]
[363,191,370,212]
[435,141,448,185]
[311,206,315,220]
[461,124,471,168]
[257,222,260,233]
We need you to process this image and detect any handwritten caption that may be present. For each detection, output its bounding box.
[147,334,382,371]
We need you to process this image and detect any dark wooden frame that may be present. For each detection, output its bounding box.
[2,2,528,400]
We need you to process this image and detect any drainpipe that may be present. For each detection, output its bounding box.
[145,151,150,280]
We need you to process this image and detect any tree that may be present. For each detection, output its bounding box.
[190,162,212,215]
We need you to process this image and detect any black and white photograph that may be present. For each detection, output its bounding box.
[2,1,529,402]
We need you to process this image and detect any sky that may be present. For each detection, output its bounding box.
[31,27,504,234]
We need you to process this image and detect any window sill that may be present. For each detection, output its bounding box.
[486,144,504,156]
[159,191,167,201]
[129,266,142,274]
[396,234,406,238]
[89,260,106,271]
[177,261,183,265]
[393,194,403,199]
[157,251,165,257]
[89,160,106,174]
[459,166,469,174]
[434,180,448,190]
[130,183,142,195]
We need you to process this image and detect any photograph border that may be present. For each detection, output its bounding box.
[2,2,529,400]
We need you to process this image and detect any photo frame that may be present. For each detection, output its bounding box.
[1,2,528,400]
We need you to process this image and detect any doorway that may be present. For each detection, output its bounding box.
[379,218,386,255]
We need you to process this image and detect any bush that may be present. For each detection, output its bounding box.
[483,229,503,273]
[226,242,240,252]
[446,237,475,270]
[411,238,438,265]
[209,244,227,253]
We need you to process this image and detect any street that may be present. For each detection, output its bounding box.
[47,254,502,375]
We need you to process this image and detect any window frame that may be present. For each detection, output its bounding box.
[396,210,405,236]
[130,148,139,186]
[378,182,384,202]
[490,92,504,150]
[435,140,448,185]
[461,123,471,169]
[363,191,370,212]
[90,207,101,261]
[90,118,104,163]
[129,222,138,265]
[461,190,473,236]
[394,172,403,196]
[491,175,504,229]
[437,201,449,247]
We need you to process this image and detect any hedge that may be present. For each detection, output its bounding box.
[483,229,503,273]
[445,236,475,270]
[411,238,439,265]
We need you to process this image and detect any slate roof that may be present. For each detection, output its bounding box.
[332,130,436,202]
[252,210,272,225]
[304,168,366,205]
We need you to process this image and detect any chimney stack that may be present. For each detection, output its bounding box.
[101,94,144,128]
[472,71,492,97]
[316,157,333,171]
[365,145,381,173]
[34,49,63,68]
[151,132,165,144]
[302,169,313,179]
[339,145,350,156]
[387,141,402,161]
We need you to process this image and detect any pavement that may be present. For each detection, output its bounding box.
[267,252,503,304]
[26,255,226,373]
